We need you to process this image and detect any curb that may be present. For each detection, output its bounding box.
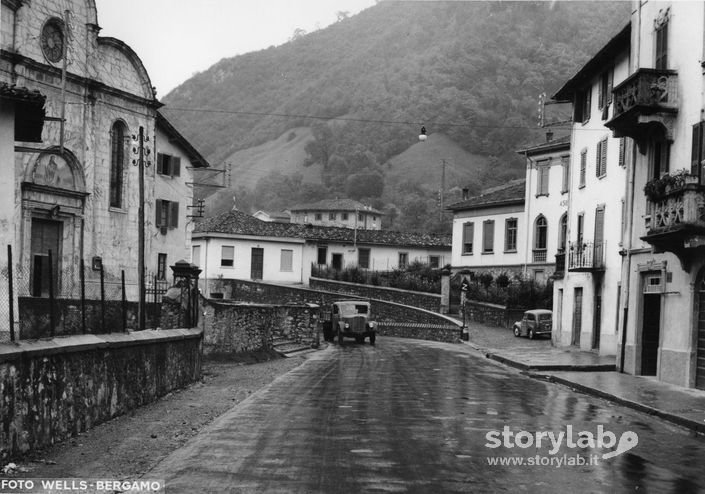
[534,373,705,435]
[485,352,615,372]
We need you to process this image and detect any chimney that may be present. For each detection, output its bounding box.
[462,188,469,200]
[546,130,554,142]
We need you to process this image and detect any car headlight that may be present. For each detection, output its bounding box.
[368,321,376,328]
[344,323,350,329]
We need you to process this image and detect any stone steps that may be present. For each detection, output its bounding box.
[272,337,317,357]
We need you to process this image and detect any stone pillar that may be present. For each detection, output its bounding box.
[440,266,451,314]
[160,260,202,329]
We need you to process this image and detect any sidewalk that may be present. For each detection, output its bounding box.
[461,318,705,435]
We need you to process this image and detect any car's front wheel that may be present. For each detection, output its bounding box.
[338,331,345,345]
[528,328,535,340]
[513,326,521,337]
[370,333,376,345]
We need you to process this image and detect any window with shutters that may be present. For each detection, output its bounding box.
[482,220,495,253]
[342,213,349,221]
[691,121,705,185]
[598,69,613,118]
[618,138,627,168]
[315,213,322,221]
[561,156,570,193]
[596,137,608,178]
[655,11,669,70]
[157,253,167,280]
[155,199,179,231]
[109,121,127,208]
[575,87,591,124]
[650,140,670,180]
[317,246,327,265]
[358,248,370,269]
[579,149,587,188]
[536,161,550,196]
[594,205,605,266]
[221,246,234,267]
[329,212,336,220]
[462,222,474,255]
[280,249,293,272]
[398,252,408,269]
[157,153,181,178]
[429,255,440,269]
[505,218,517,252]
[192,245,201,267]
[558,214,568,251]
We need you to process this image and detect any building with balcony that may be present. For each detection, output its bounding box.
[448,134,568,282]
[613,2,705,389]
[549,23,630,356]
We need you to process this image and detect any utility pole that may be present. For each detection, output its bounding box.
[440,158,447,221]
[132,127,151,330]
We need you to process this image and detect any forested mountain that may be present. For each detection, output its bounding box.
[162,1,630,232]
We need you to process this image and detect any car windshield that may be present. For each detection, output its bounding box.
[338,304,369,316]
[538,314,552,322]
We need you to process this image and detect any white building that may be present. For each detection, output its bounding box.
[605,2,705,388]
[551,23,630,356]
[448,135,569,281]
[288,199,383,230]
[191,210,450,292]
[153,112,210,281]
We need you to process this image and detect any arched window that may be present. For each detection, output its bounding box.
[110,121,126,208]
[558,213,568,251]
[535,215,548,250]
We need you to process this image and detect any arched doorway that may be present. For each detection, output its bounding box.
[21,148,87,297]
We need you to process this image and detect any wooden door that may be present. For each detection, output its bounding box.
[30,219,62,297]
[572,287,583,346]
[641,293,661,376]
[250,248,264,280]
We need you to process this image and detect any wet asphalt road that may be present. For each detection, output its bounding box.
[150,338,705,493]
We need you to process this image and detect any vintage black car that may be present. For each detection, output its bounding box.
[322,300,377,345]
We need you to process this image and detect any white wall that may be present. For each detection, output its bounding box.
[152,126,197,278]
[555,46,630,356]
[192,236,306,289]
[451,205,526,271]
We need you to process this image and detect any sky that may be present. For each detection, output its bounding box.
[94,0,378,97]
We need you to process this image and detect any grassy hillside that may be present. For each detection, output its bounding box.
[163,1,631,231]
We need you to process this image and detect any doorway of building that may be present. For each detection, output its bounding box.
[30,218,62,297]
[593,294,602,350]
[695,274,705,389]
[572,287,583,346]
[641,293,661,376]
[331,253,343,271]
[250,248,264,280]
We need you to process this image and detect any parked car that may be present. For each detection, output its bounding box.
[513,309,552,339]
[322,300,377,345]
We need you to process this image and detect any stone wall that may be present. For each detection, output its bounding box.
[0,328,202,460]
[309,277,441,312]
[464,300,524,329]
[377,322,459,343]
[219,279,462,343]
[202,301,320,356]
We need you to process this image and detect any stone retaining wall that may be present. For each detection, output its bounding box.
[0,329,202,460]
[309,277,441,312]
[202,301,319,356]
[219,279,462,343]
[464,300,525,329]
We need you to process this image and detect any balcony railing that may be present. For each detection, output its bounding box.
[532,249,547,263]
[606,68,678,138]
[567,241,605,272]
[645,183,705,233]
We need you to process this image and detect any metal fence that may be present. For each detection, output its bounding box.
[0,245,169,342]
